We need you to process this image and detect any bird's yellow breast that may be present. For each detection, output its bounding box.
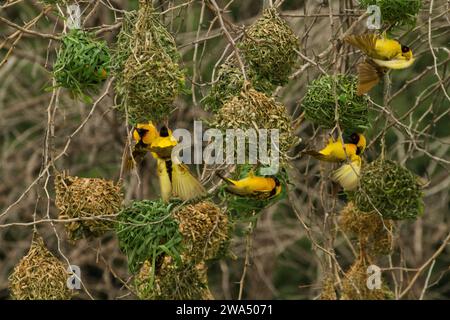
[374,38,402,60]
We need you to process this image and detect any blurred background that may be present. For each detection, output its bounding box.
[0,0,449,299]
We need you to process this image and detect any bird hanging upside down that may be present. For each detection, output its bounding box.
[331,154,362,191]
[217,170,282,200]
[344,33,415,95]
[126,122,206,202]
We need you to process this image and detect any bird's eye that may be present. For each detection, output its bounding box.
[159,126,169,137]
[401,45,410,53]
[137,128,148,137]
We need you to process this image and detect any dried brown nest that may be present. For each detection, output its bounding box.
[213,86,298,161]
[9,235,74,300]
[340,202,394,256]
[173,200,229,262]
[134,256,213,300]
[239,8,299,86]
[55,173,123,241]
[319,276,337,300]
[341,255,394,300]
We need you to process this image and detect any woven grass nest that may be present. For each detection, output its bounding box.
[341,255,394,300]
[54,173,123,242]
[203,58,275,113]
[351,158,424,220]
[114,3,185,124]
[239,8,299,86]
[173,200,229,262]
[319,276,337,300]
[213,86,298,160]
[134,256,213,300]
[53,29,110,102]
[359,0,422,27]
[116,200,183,275]
[9,235,73,300]
[340,202,394,256]
[302,74,369,133]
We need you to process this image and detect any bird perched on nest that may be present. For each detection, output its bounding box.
[303,133,366,162]
[331,154,362,191]
[217,170,282,200]
[344,33,415,95]
[126,123,206,202]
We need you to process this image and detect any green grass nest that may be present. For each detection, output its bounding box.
[359,0,422,27]
[213,86,298,160]
[134,257,213,300]
[351,158,424,220]
[9,235,73,300]
[203,58,275,113]
[116,200,183,275]
[239,8,299,86]
[114,4,185,124]
[53,29,110,102]
[54,173,123,242]
[219,164,288,220]
[301,74,369,133]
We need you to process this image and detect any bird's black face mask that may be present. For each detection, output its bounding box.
[401,45,410,53]
[349,133,360,145]
[136,128,148,138]
[160,126,169,137]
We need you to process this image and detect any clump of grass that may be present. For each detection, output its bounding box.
[302,74,369,133]
[239,8,299,86]
[359,0,422,27]
[114,3,185,124]
[203,58,275,113]
[173,200,230,262]
[9,234,74,300]
[340,202,394,256]
[53,29,110,103]
[135,257,213,300]
[351,158,424,220]
[54,172,123,242]
[115,200,183,275]
[213,86,298,161]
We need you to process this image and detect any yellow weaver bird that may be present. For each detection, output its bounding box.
[331,154,362,191]
[127,124,206,202]
[217,170,282,200]
[344,33,415,95]
[125,121,159,170]
[303,133,366,163]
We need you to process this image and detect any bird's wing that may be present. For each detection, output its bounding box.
[344,34,380,58]
[156,159,172,202]
[171,163,206,201]
[357,61,384,95]
[331,157,361,191]
[303,150,343,162]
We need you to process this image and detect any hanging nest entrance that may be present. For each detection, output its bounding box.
[239,8,299,86]
[114,2,185,124]
[301,74,369,133]
[53,29,110,102]
[351,158,424,220]
[213,86,298,162]
[134,256,213,300]
[9,235,74,300]
[340,202,394,256]
[54,173,123,241]
[173,200,230,262]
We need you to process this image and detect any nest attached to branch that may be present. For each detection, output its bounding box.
[302,74,369,133]
[204,58,275,113]
[341,255,394,300]
[351,158,424,220]
[340,202,394,256]
[115,200,183,275]
[213,87,298,161]
[114,3,185,124]
[239,8,299,86]
[173,200,229,262]
[9,235,73,300]
[54,173,122,242]
[359,0,422,27]
[53,29,110,102]
[319,276,337,300]
[135,256,213,300]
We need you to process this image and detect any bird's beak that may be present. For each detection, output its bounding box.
[404,50,413,60]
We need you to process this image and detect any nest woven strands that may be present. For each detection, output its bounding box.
[9,235,73,300]
[135,257,213,300]
[239,8,299,86]
[55,173,123,241]
[116,3,185,123]
[214,87,297,160]
[173,200,229,262]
